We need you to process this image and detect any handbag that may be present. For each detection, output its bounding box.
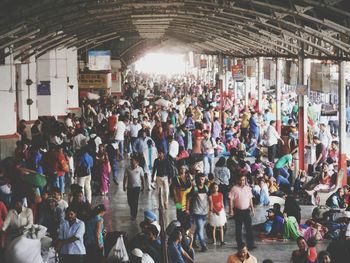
[76,165,91,177]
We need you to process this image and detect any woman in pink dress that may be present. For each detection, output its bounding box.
[96,144,111,195]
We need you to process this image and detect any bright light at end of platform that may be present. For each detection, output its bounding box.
[134,52,186,76]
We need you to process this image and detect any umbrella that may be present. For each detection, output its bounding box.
[23,172,47,187]
[155,98,170,107]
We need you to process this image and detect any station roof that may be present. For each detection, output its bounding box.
[0,0,350,64]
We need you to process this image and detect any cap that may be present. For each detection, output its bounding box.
[266,209,274,213]
[131,248,143,258]
[144,210,158,222]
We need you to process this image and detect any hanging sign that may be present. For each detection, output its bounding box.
[88,50,111,71]
[200,59,207,68]
[232,60,244,80]
[310,63,330,93]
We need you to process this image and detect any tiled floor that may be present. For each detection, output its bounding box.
[91,160,328,263]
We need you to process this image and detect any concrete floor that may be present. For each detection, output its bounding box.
[90,160,329,263]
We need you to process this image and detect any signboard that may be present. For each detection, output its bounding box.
[246,60,256,78]
[37,81,51,95]
[232,60,244,80]
[310,62,330,93]
[88,50,111,71]
[295,84,308,96]
[78,73,110,89]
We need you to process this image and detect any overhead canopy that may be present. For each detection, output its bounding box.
[0,0,349,64]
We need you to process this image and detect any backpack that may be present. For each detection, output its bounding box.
[87,136,97,155]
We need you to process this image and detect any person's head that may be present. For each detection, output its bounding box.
[321,162,329,172]
[12,199,23,213]
[52,188,62,201]
[202,129,210,138]
[41,190,50,200]
[237,243,249,260]
[216,157,226,167]
[270,120,276,127]
[74,190,85,203]
[273,203,281,214]
[47,198,58,209]
[98,143,105,153]
[296,236,307,251]
[208,172,214,181]
[179,165,187,175]
[306,237,317,248]
[313,136,320,144]
[317,251,331,263]
[169,229,182,243]
[158,150,165,160]
[145,224,159,241]
[330,140,338,150]
[130,155,139,168]
[196,173,206,186]
[319,123,327,131]
[65,206,78,222]
[337,187,345,197]
[93,204,106,217]
[238,175,246,187]
[210,182,219,194]
[266,209,275,219]
[133,117,138,124]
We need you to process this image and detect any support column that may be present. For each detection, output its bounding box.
[339,61,347,185]
[297,55,308,171]
[275,58,283,134]
[257,57,263,112]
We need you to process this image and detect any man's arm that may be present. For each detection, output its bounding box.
[140,168,145,191]
[151,159,158,182]
[123,170,128,192]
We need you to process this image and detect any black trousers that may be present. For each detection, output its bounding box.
[234,208,255,248]
[267,144,277,163]
[60,255,85,263]
[127,187,141,218]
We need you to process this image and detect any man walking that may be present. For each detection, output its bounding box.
[123,155,145,220]
[229,175,256,250]
[152,150,171,209]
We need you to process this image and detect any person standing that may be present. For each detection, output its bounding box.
[96,144,111,195]
[186,173,209,252]
[209,183,226,246]
[266,120,284,163]
[229,175,256,249]
[201,130,217,176]
[123,155,145,220]
[76,146,94,203]
[56,207,86,263]
[313,136,327,171]
[129,117,142,153]
[114,116,128,159]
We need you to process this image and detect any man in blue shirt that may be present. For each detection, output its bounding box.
[56,206,86,263]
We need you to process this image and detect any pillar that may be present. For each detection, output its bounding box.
[339,61,347,185]
[244,58,249,108]
[257,57,263,111]
[297,55,308,171]
[276,58,283,133]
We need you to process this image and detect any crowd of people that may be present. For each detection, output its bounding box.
[0,71,350,263]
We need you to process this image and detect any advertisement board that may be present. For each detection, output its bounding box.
[37,81,51,95]
[88,50,111,71]
[232,60,244,80]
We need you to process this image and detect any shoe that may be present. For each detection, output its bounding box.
[213,242,217,245]
[193,243,200,249]
[201,246,208,252]
[113,178,119,185]
[220,241,226,246]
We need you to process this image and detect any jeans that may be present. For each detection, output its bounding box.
[127,187,141,218]
[203,153,215,176]
[110,158,119,181]
[193,214,207,247]
[234,208,254,248]
[117,140,124,157]
[77,175,92,203]
[54,174,65,194]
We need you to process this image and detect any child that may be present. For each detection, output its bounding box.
[208,183,226,245]
[307,237,318,263]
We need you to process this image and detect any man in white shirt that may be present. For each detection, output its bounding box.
[129,118,142,153]
[72,129,88,153]
[266,120,284,163]
[201,129,217,176]
[319,123,332,150]
[114,117,129,159]
[2,200,33,233]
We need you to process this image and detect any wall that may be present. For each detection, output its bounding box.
[111,60,122,94]
[0,65,17,136]
[37,48,79,116]
[16,56,38,121]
